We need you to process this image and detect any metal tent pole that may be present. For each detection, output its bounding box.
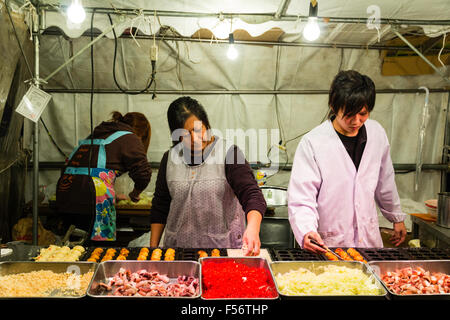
[442,93,450,192]
[42,88,450,95]
[275,0,291,20]
[41,29,445,52]
[393,29,450,85]
[41,6,450,26]
[32,10,40,245]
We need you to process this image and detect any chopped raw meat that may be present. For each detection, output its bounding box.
[96,268,199,297]
[381,267,450,295]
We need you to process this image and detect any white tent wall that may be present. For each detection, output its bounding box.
[36,35,450,91]
[22,35,449,234]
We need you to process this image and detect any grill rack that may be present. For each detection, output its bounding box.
[403,247,450,260]
[177,248,228,260]
[81,247,228,261]
[269,247,450,262]
[270,248,324,261]
[82,247,178,261]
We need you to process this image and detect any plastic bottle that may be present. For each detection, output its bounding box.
[256,170,267,186]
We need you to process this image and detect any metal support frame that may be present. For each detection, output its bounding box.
[442,93,450,192]
[43,19,123,83]
[41,5,450,26]
[393,29,450,85]
[42,88,450,95]
[29,161,449,173]
[32,11,40,245]
[275,0,291,20]
[42,29,448,53]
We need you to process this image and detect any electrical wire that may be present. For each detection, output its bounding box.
[107,13,156,95]
[438,32,448,68]
[39,117,68,158]
[284,110,329,146]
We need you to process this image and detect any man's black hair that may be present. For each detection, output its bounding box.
[328,70,376,118]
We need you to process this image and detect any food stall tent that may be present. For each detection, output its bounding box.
[0,0,449,246]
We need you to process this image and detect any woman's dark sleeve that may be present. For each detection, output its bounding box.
[150,151,171,224]
[121,134,152,191]
[225,145,266,217]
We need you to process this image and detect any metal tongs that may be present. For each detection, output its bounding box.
[310,239,343,260]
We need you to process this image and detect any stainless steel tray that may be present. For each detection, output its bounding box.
[0,261,97,298]
[199,257,279,300]
[270,261,388,299]
[87,260,201,298]
[368,260,450,300]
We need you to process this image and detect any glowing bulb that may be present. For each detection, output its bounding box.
[227,44,238,60]
[67,0,86,24]
[303,17,320,41]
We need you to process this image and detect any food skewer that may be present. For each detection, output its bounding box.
[346,248,367,263]
[309,239,343,261]
[334,248,353,261]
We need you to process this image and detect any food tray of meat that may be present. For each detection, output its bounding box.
[271,248,324,261]
[357,248,410,261]
[200,257,279,300]
[270,261,387,300]
[404,248,450,260]
[178,248,226,260]
[368,260,450,300]
[0,261,97,298]
[87,260,201,298]
[84,247,178,262]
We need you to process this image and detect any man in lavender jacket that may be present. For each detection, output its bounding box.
[288,70,407,252]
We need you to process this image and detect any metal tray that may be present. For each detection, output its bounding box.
[87,260,201,298]
[199,257,279,300]
[368,260,450,300]
[260,186,287,210]
[0,261,97,299]
[269,261,388,300]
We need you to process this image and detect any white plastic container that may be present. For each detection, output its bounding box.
[424,199,437,218]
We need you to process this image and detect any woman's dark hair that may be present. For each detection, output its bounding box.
[167,96,211,145]
[111,111,151,152]
[328,70,376,119]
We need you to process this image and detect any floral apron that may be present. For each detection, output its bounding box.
[65,131,132,241]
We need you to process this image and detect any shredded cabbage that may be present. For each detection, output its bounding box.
[275,265,381,296]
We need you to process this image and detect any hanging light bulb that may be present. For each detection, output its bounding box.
[227,33,238,60]
[67,0,86,24]
[303,17,320,41]
[303,0,320,41]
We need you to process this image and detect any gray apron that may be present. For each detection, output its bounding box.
[164,137,245,248]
